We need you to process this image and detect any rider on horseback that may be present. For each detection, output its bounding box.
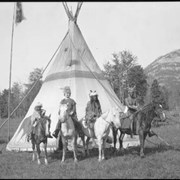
[122,86,138,138]
[85,90,102,138]
[27,102,53,142]
[52,86,83,139]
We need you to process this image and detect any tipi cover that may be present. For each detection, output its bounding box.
[6,3,139,151]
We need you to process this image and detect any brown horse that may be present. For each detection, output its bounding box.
[112,102,165,158]
[31,114,51,165]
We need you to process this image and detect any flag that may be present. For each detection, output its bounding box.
[15,2,25,25]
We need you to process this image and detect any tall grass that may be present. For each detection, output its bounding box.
[0,116,180,178]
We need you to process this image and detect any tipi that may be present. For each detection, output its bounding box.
[6,2,139,151]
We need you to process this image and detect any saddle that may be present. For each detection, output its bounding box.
[83,117,96,138]
[120,110,138,135]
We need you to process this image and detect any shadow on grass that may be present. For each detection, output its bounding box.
[111,143,178,158]
[38,142,180,163]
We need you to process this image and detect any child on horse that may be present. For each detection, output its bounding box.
[27,102,53,142]
[52,86,83,139]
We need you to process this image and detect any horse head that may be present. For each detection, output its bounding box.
[58,104,69,123]
[153,103,165,121]
[111,106,121,129]
[41,114,51,137]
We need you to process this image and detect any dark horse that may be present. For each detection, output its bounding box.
[31,114,51,165]
[112,102,165,158]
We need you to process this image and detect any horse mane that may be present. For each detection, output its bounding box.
[101,109,110,119]
[132,102,154,119]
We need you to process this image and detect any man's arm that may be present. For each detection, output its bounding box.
[69,99,76,115]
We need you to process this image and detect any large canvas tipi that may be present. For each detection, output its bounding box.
[6,3,139,151]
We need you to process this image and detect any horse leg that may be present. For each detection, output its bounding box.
[36,144,41,165]
[112,127,117,153]
[72,134,78,162]
[119,132,125,152]
[80,135,86,157]
[32,142,36,161]
[97,137,103,162]
[44,141,48,165]
[102,138,106,160]
[61,137,66,163]
[139,129,145,158]
[86,137,91,156]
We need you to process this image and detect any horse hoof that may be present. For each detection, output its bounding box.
[74,159,78,163]
[98,159,102,162]
[140,154,145,158]
[45,161,48,165]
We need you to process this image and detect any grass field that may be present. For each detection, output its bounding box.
[0,115,180,179]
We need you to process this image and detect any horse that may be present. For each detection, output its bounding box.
[79,106,121,162]
[112,102,165,158]
[58,103,78,163]
[31,114,52,165]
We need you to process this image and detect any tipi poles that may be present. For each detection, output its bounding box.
[74,2,83,22]
[69,35,123,111]
[0,32,66,133]
[7,3,16,141]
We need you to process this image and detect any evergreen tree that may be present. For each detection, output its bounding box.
[127,65,148,105]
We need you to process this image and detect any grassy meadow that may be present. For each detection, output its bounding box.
[0,112,180,179]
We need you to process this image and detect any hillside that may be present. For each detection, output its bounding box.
[144,49,180,108]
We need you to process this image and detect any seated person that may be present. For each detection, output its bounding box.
[27,102,52,141]
[85,90,102,137]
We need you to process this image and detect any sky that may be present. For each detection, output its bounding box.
[0,2,180,91]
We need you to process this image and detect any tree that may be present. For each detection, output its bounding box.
[127,65,148,105]
[103,50,137,104]
[150,79,167,108]
[160,86,169,110]
[0,89,9,118]
[11,82,24,117]
[22,68,43,113]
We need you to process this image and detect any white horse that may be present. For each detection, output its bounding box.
[79,106,121,162]
[58,104,78,163]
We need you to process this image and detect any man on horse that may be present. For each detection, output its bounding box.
[85,90,102,139]
[52,86,83,140]
[27,102,53,142]
[122,86,139,138]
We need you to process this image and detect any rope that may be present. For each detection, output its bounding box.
[0,35,66,131]
[146,138,159,146]
[156,135,170,146]
[68,28,123,111]
[146,134,171,147]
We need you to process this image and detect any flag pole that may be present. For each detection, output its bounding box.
[8,2,16,142]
